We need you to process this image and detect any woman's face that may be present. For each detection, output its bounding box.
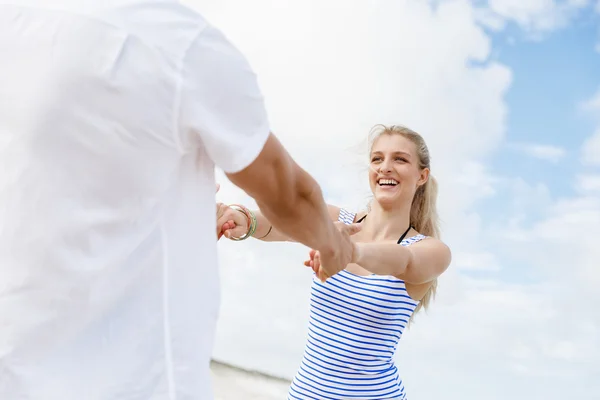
[369,134,428,209]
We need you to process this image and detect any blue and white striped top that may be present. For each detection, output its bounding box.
[288,209,426,400]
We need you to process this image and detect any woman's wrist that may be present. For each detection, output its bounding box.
[352,242,362,265]
[228,204,257,240]
[255,223,273,239]
[225,204,273,241]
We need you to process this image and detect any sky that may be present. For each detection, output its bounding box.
[184,1,600,399]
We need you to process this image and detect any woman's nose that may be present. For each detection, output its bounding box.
[379,160,393,173]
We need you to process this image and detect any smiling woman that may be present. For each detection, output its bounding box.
[216,124,451,400]
[361,125,444,310]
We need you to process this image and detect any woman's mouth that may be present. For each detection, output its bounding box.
[378,178,398,187]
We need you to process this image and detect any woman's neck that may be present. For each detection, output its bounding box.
[361,201,412,242]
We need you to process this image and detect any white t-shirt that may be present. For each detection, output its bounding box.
[0,1,270,399]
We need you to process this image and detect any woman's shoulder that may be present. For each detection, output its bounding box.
[407,234,452,263]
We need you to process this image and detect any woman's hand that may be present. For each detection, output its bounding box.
[216,204,249,240]
[304,222,361,281]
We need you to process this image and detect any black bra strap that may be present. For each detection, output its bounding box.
[397,225,413,244]
[355,214,412,243]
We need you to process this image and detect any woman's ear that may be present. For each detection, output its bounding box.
[417,168,429,187]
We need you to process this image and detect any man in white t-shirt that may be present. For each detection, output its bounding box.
[0,1,357,399]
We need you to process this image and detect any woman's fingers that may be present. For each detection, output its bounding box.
[220,221,235,237]
[221,220,235,231]
[221,221,251,240]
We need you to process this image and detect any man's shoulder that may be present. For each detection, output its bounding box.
[99,1,209,59]
[13,0,210,60]
[5,1,219,61]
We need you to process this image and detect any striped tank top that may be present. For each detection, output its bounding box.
[288,208,426,400]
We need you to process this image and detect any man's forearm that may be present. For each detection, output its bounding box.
[256,168,336,253]
[225,133,336,252]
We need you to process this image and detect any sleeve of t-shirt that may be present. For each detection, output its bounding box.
[179,24,271,174]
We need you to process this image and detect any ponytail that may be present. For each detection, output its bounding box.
[410,175,440,317]
[410,175,440,239]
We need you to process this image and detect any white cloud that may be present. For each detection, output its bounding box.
[581,89,600,165]
[183,1,599,399]
[568,0,593,6]
[474,7,508,31]
[468,173,600,397]
[488,0,561,31]
[583,86,600,112]
[489,172,600,309]
[397,279,599,399]
[485,0,590,36]
[452,250,501,271]
[582,131,600,165]
[577,174,600,192]
[527,196,600,291]
[510,142,567,161]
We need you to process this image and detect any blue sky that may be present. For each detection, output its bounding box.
[467,8,600,256]
[460,5,600,293]
[491,10,600,196]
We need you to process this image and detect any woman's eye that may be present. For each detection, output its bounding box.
[395,157,407,162]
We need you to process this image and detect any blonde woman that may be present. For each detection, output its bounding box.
[217,125,451,400]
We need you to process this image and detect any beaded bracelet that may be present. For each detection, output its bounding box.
[228,204,257,241]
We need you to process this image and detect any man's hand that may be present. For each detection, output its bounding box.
[305,222,362,281]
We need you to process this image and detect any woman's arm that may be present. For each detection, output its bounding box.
[353,239,451,284]
[249,209,293,242]
[217,203,344,242]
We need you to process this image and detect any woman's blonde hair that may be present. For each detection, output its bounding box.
[368,124,440,317]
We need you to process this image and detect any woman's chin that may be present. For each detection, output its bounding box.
[373,194,399,208]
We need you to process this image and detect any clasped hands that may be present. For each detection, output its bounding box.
[215,187,360,281]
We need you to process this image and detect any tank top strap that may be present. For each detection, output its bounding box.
[401,234,427,246]
[337,208,356,225]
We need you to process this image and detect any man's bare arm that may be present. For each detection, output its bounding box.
[226,133,338,254]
